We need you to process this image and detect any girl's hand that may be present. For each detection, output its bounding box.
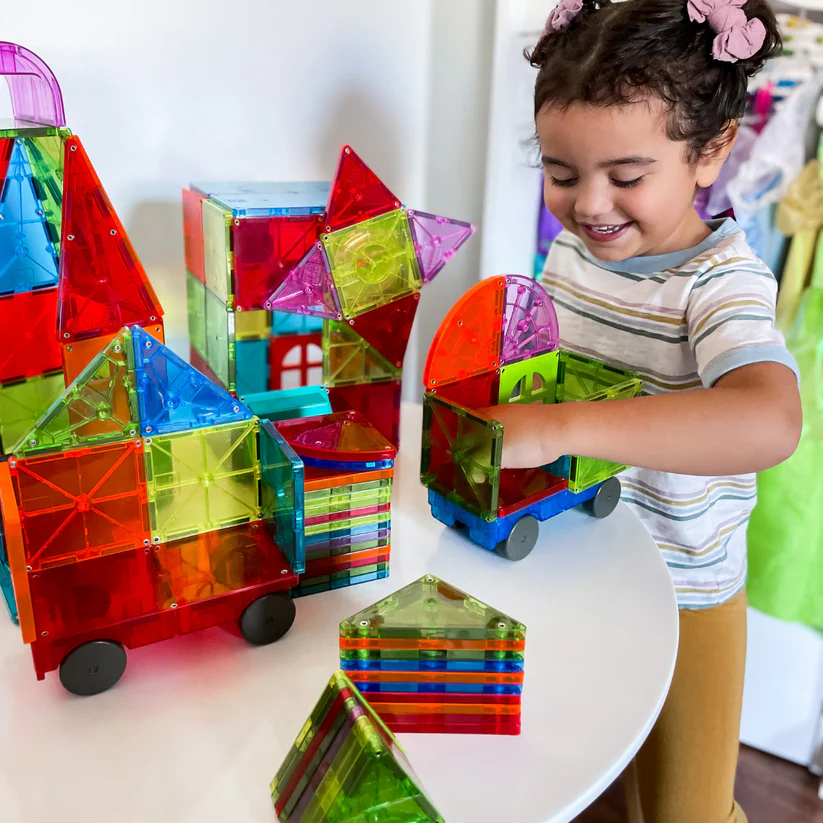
[477,403,571,469]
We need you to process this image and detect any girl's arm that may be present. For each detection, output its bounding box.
[484,361,802,475]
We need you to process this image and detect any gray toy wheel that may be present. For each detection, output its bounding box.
[583,477,621,519]
[59,640,127,696]
[495,515,539,561]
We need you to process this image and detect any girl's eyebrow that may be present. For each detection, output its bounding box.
[541,155,657,168]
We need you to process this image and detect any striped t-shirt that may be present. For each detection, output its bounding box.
[542,219,799,609]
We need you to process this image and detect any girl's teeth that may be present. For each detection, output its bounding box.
[592,225,623,234]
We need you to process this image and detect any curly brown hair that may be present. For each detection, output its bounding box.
[526,0,782,161]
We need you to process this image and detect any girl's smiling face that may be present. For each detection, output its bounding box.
[536,99,730,260]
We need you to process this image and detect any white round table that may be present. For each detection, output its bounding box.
[0,402,678,823]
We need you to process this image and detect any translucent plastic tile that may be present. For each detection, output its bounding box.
[234,214,320,311]
[497,468,567,518]
[325,145,400,233]
[273,671,431,823]
[344,669,524,687]
[0,457,32,639]
[420,394,503,520]
[435,372,500,409]
[408,209,475,284]
[266,242,342,320]
[305,479,392,518]
[269,331,322,392]
[0,43,67,127]
[0,287,61,382]
[349,291,419,369]
[202,198,233,307]
[204,286,235,391]
[498,350,560,406]
[144,420,259,543]
[0,139,58,295]
[24,133,66,254]
[0,371,62,453]
[236,308,272,340]
[58,136,163,341]
[182,187,206,284]
[500,274,560,366]
[244,386,331,424]
[271,310,322,336]
[259,420,305,575]
[556,350,641,403]
[327,380,402,449]
[0,137,11,182]
[323,320,400,388]
[275,410,395,463]
[9,439,150,570]
[132,326,252,436]
[16,331,139,457]
[340,573,526,643]
[0,523,18,624]
[193,181,329,216]
[305,510,386,538]
[235,338,269,397]
[186,270,207,357]
[340,648,525,664]
[25,522,299,642]
[423,276,505,389]
[304,465,391,494]
[325,209,422,320]
[364,711,521,736]
[61,323,164,386]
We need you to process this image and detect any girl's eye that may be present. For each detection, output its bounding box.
[612,176,644,189]
[550,177,577,188]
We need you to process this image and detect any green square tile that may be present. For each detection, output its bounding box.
[144,420,259,542]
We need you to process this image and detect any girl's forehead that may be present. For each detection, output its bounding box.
[536,100,673,155]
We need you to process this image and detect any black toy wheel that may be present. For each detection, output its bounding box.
[583,477,621,519]
[239,592,296,646]
[495,515,539,561]
[59,640,127,696]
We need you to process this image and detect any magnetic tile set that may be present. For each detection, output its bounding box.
[0,38,633,823]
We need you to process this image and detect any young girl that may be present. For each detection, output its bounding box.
[488,1,802,821]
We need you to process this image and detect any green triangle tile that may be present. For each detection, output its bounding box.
[271,670,443,823]
[14,330,139,457]
[339,574,526,643]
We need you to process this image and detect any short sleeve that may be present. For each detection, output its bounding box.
[687,264,799,388]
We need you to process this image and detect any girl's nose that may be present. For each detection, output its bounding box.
[574,179,614,222]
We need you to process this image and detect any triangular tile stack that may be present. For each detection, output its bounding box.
[271,670,445,823]
[339,574,526,735]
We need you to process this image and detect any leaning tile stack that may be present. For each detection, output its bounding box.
[275,411,395,597]
[339,574,526,735]
[271,670,444,823]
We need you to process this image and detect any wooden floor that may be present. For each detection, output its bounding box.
[574,746,823,822]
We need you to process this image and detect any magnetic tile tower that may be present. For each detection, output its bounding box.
[0,323,307,693]
[182,146,476,447]
[0,41,164,456]
[339,574,526,735]
[271,670,445,823]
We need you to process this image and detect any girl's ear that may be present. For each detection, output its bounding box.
[695,121,738,188]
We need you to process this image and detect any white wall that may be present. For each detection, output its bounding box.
[1,0,494,394]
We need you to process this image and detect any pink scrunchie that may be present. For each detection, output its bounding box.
[544,0,584,34]
[688,0,766,62]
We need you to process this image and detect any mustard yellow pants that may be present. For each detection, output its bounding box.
[624,589,748,823]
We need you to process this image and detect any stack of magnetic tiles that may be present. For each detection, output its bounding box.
[339,574,526,735]
[274,411,395,597]
[271,670,444,823]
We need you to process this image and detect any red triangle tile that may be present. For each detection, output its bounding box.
[325,145,400,232]
[57,136,163,341]
[349,292,419,369]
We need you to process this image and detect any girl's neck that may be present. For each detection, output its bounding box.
[639,207,712,258]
